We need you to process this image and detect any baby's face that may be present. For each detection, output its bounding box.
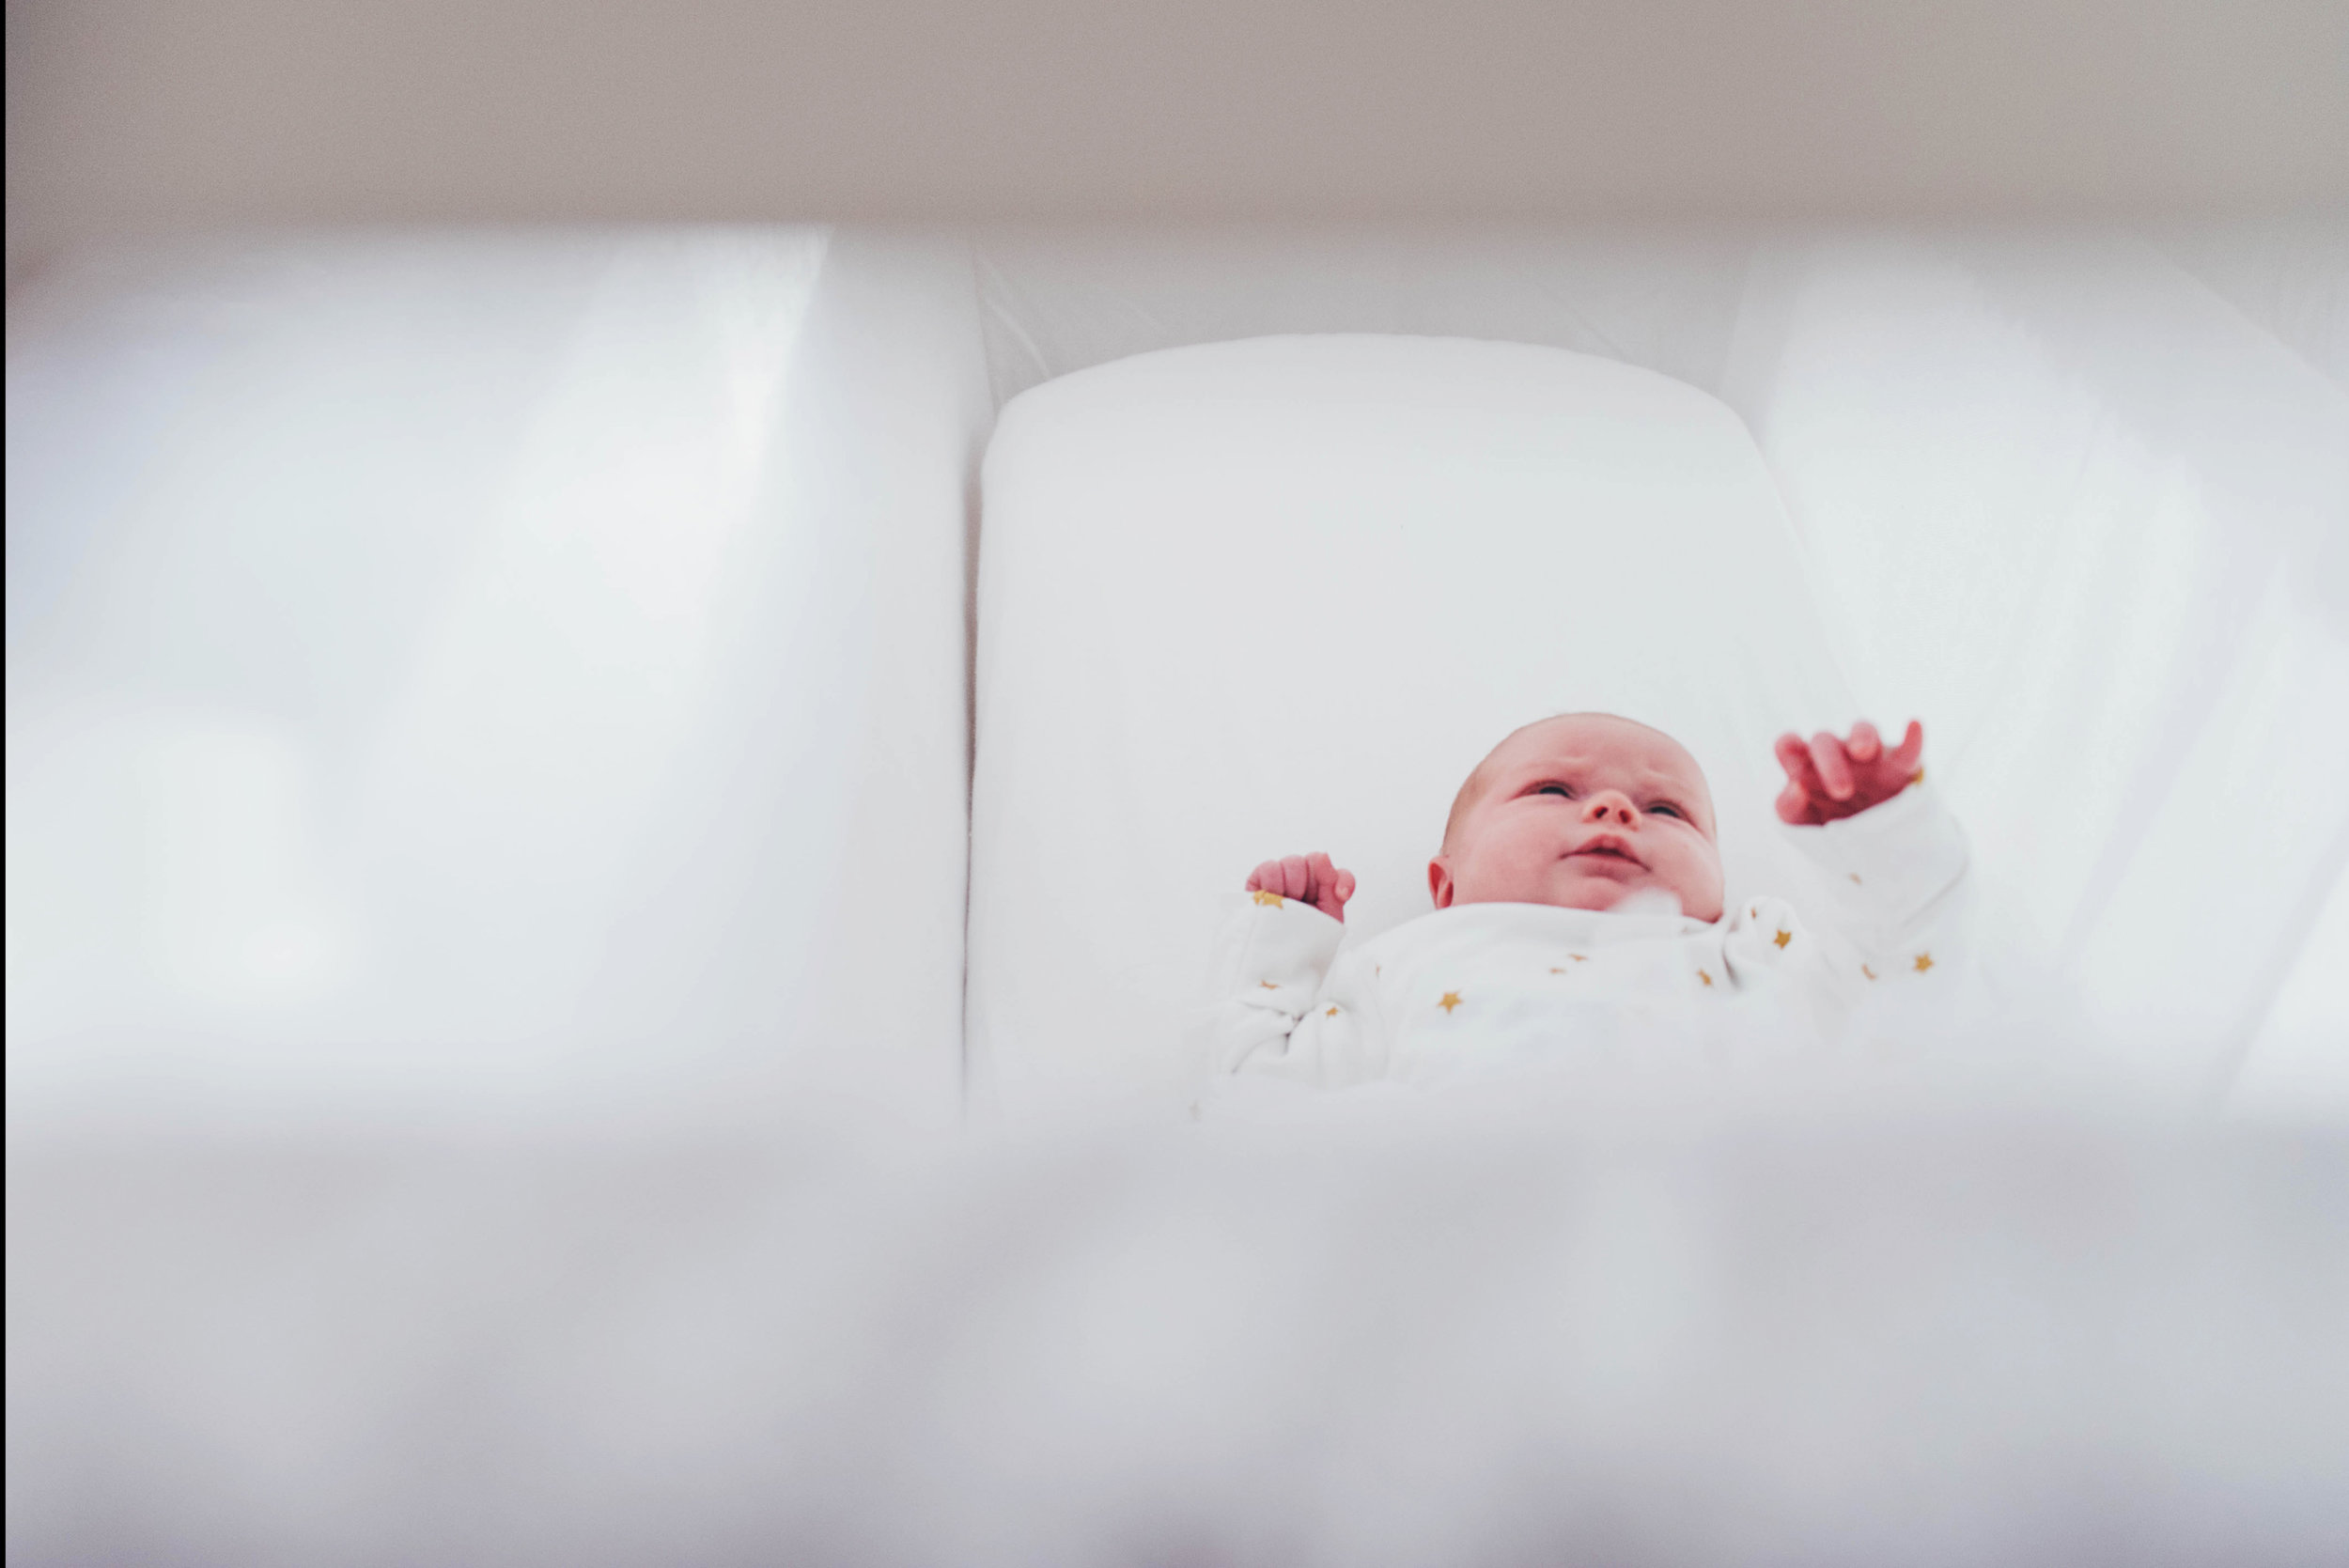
[1431,714,1725,922]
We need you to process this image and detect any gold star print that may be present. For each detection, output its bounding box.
[1849,873,1863,885]
[1549,967,1566,974]
[1326,1005,1339,1017]
[1252,889,1284,907]
[1913,952,1935,973]
[1910,767,1926,785]
[1861,964,1877,981]
[1439,991,1464,1014]
[1773,928,1793,949]
[1698,970,1714,987]
[1570,953,1589,962]
[1259,980,1279,990]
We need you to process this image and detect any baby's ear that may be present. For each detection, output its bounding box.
[1428,857,1455,909]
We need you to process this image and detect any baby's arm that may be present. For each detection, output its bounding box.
[1771,720,1969,970]
[1205,854,1390,1084]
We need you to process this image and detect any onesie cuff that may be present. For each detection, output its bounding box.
[1213,890,1348,1005]
[1779,779,1968,927]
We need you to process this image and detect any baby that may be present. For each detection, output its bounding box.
[1207,712,1970,1086]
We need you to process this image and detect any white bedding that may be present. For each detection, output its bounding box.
[970,334,1864,1114]
[967,232,2349,1110]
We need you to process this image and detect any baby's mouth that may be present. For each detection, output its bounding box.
[1566,833,1645,868]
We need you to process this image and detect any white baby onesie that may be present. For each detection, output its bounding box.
[1205,782,1970,1089]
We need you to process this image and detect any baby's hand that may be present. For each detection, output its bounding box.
[1774,719,1926,825]
[1245,852,1357,922]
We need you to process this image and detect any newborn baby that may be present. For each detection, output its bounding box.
[1206,712,1969,1087]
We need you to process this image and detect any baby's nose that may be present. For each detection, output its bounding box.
[1581,790,1638,827]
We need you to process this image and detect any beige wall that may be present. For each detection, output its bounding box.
[9,0,2349,278]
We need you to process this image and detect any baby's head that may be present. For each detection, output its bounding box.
[1431,712,1724,922]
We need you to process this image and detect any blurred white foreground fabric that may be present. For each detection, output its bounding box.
[7,230,988,1131]
[9,1110,2349,1567]
[8,225,2348,1564]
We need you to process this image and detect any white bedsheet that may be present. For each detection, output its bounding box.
[970,334,1866,1113]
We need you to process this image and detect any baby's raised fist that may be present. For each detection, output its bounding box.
[1245,851,1358,922]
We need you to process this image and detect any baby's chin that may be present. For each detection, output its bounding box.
[1452,864,1721,921]
[1554,866,1724,923]
[1462,878,1689,919]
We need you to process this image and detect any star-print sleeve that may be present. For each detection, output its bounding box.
[1200,892,1388,1084]
[1778,779,1971,977]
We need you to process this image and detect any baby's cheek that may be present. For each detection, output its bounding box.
[1674,844,1727,921]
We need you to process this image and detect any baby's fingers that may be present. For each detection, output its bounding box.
[1246,860,1283,893]
[1889,719,1925,775]
[1845,720,1882,764]
[1775,778,1815,825]
[1809,732,1857,800]
[1774,733,1819,787]
[1280,855,1312,900]
[1304,852,1355,918]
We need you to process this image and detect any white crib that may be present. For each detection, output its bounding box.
[8,225,2347,1564]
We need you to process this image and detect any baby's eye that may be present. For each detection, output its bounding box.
[1533,784,1575,799]
[1648,802,1686,820]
